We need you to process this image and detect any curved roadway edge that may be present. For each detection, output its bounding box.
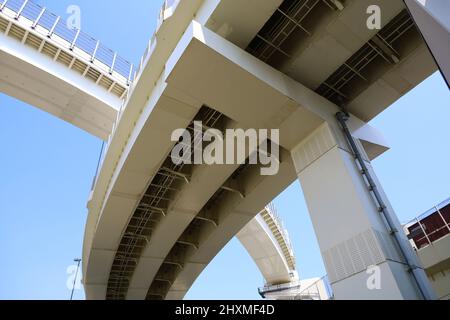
[82,1,205,298]
[237,206,335,300]
[237,207,297,287]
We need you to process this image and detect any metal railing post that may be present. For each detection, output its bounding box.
[91,40,100,62]
[0,0,8,12]
[32,6,45,29]
[415,218,432,246]
[139,55,144,74]
[435,206,450,232]
[70,28,81,50]
[48,15,60,37]
[127,63,134,85]
[110,52,117,75]
[15,0,28,19]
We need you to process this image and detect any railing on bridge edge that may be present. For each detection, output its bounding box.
[90,0,181,191]
[258,275,334,300]
[258,280,302,298]
[266,203,295,259]
[0,0,135,85]
[294,276,334,300]
[132,0,180,85]
[404,197,450,250]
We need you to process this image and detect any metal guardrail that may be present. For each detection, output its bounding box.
[90,0,182,190]
[266,203,295,257]
[404,197,450,250]
[0,0,135,83]
[259,276,334,300]
[294,276,333,300]
[412,198,450,222]
[132,0,180,84]
[258,280,302,296]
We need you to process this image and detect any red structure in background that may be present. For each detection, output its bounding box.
[406,198,450,250]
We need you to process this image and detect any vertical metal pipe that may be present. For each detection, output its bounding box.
[336,111,435,300]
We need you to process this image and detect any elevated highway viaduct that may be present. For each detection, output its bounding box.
[2,0,446,300]
[82,0,438,300]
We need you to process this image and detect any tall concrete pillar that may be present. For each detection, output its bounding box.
[291,121,434,299]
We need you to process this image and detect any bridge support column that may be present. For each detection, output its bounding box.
[290,120,434,300]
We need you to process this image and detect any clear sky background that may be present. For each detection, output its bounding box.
[0,1,449,300]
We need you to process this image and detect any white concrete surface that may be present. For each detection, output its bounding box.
[291,122,433,299]
[405,0,450,86]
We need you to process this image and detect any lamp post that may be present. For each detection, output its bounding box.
[70,258,81,300]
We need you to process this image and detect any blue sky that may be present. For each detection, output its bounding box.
[0,1,449,300]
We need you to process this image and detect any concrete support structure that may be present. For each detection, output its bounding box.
[291,120,434,299]
[80,0,439,299]
[1,0,444,300]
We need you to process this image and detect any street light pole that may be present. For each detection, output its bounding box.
[70,258,81,300]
